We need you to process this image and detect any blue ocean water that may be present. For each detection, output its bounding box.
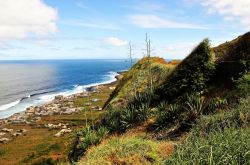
[0,59,130,119]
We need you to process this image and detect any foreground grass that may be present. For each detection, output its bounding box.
[165,127,250,164]
[80,135,174,165]
[164,96,250,164]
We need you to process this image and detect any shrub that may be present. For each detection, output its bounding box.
[137,103,151,122]
[68,126,109,163]
[96,126,109,138]
[154,95,229,131]
[120,107,137,130]
[235,73,250,96]
[120,103,151,130]
[101,109,122,132]
[184,94,206,118]
[204,97,228,114]
[155,39,215,103]
[154,103,181,129]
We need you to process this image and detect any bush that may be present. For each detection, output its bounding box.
[155,39,215,103]
[101,109,122,132]
[154,94,230,132]
[68,126,109,163]
[154,103,182,129]
[204,97,228,114]
[120,103,151,130]
[235,73,250,96]
[120,107,137,130]
[184,94,206,118]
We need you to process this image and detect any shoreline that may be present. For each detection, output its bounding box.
[0,71,124,124]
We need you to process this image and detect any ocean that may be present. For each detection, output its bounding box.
[0,59,130,119]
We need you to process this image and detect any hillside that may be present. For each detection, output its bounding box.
[103,57,176,109]
[213,31,250,62]
[70,32,250,165]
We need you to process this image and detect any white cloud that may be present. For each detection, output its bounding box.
[161,42,198,59]
[128,14,208,29]
[104,37,127,46]
[0,0,58,41]
[201,0,250,28]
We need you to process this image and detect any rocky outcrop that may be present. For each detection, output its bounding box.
[0,138,10,144]
[54,128,72,137]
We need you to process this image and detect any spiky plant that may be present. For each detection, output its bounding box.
[184,94,206,119]
[204,97,228,114]
[121,107,137,130]
[103,109,121,132]
[154,103,180,129]
[136,103,150,122]
[96,126,109,138]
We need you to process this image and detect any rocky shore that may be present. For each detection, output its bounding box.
[0,85,109,125]
[0,72,124,144]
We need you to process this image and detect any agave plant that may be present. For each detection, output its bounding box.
[184,94,206,120]
[81,125,92,136]
[205,97,228,114]
[104,110,121,132]
[129,90,153,109]
[154,103,180,129]
[96,126,109,138]
[121,107,137,130]
[137,103,151,122]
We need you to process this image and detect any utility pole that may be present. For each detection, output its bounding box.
[129,41,133,68]
[145,33,153,93]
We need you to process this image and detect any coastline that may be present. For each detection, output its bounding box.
[0,71,124,125]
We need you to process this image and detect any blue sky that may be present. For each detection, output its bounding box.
[0,0,249,60]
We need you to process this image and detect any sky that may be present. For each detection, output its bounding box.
[0,0,249,60]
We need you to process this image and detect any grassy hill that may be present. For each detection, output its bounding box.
[103,57,175,109]
[213,31,250,62]
[69,32,250,165]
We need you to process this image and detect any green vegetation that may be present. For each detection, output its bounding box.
[213,31,250,62]
[104,92,152,132]
[155,39,215,103]
[104,57,174,109]
[165,128,250,164]
[71,32,250,165]
[68,126,109,163]
[235,73,250,97]
[165,96,250,164]
[81,136,173,165]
